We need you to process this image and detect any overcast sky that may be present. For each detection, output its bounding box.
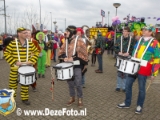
[0,0,160,33]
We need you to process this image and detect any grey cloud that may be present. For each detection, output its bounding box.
[0,0,160,33]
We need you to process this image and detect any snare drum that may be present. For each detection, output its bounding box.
[120,59,140,75]
[53,62,73,80]
[18,66,36,85]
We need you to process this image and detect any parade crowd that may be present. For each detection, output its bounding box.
[0,23,160,114]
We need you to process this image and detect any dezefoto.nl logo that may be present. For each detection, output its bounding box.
[16,108,87,116]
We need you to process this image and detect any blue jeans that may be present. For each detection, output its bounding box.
[125,74,147,107]
[97,54,103,71]
[116,72,127,90]
[82,75,85,85]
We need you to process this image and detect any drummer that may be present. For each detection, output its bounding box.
[114,27,135,92]
[117,25,160,114]
[58,25,88,108]
[4,27,39,105]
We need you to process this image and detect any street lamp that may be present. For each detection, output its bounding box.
[0,0,7,34]
[53,21,57,32]
[113,3,121,16]
[39,0,41,30]
[108,11,110,27]
[113,3,121,57]
[50,12,52,31]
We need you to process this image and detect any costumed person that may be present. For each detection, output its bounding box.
[3,36,14,51]
[90,35,96,66]
[0,36,4,59]
[53,33,58,62]
[95,30,105,73]
[58,25,88,108]
[117,25,160,114]
[114,27,135,92]
[76,27,88,88]
[4,27,39,105]
[36,32,47,78]
[106,31,114,55]
[58,31,65,47]
[43,29,52,67]
[26,29,41,91]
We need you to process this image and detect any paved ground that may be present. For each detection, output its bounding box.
[0,51,160,120]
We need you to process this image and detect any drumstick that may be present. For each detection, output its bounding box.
[146,80,152,92]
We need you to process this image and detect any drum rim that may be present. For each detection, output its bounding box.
[18,66,35,73]
[54,62,73,69]
[18,72,35,75]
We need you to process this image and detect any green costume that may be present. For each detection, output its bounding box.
[38,41,46,75]
[36,32,46,75]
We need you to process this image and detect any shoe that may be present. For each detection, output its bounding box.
[38,74,41,78]
[122,89,126,92]
[82,85,86,88]
[117,102,130,108]
[32,87,37,92]
[95,69,99,72]
[22,100,30,105]
[42,75,45,78]
[95,70,103,73]
[135,106,142,114]
[115,88,120,92]
[67,97,75,106]
[78,98,83,108]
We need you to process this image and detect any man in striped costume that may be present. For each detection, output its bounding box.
[4,27,39,105]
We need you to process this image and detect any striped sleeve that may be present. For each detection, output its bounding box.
[28,43,39,64]
[4,42,17,66]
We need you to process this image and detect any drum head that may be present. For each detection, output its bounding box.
[56,62,73,68]
[18,66,35,74]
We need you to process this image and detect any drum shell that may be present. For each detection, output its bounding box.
[54,62,74,81]
[116,57,124,68]
[18,66,36,85]
[56,67,73,80]
[119,60,140,75]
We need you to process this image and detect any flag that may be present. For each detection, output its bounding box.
[157,18,160,21]
[123,18,127,20]
[131,16,136,21]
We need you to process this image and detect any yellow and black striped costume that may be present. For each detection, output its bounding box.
[4,40,39,100]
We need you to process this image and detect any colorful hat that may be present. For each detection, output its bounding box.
[143,24,155,32]
[17,27,26,33]
[76,28,84,35]
[36,32,45,40]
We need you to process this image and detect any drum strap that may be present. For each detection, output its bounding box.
[133,37,154,59]
[65,35,79,57]
[65,38,68,57]
[15,39,29,62]
[73,35,79,56]
[120,36,132,53]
